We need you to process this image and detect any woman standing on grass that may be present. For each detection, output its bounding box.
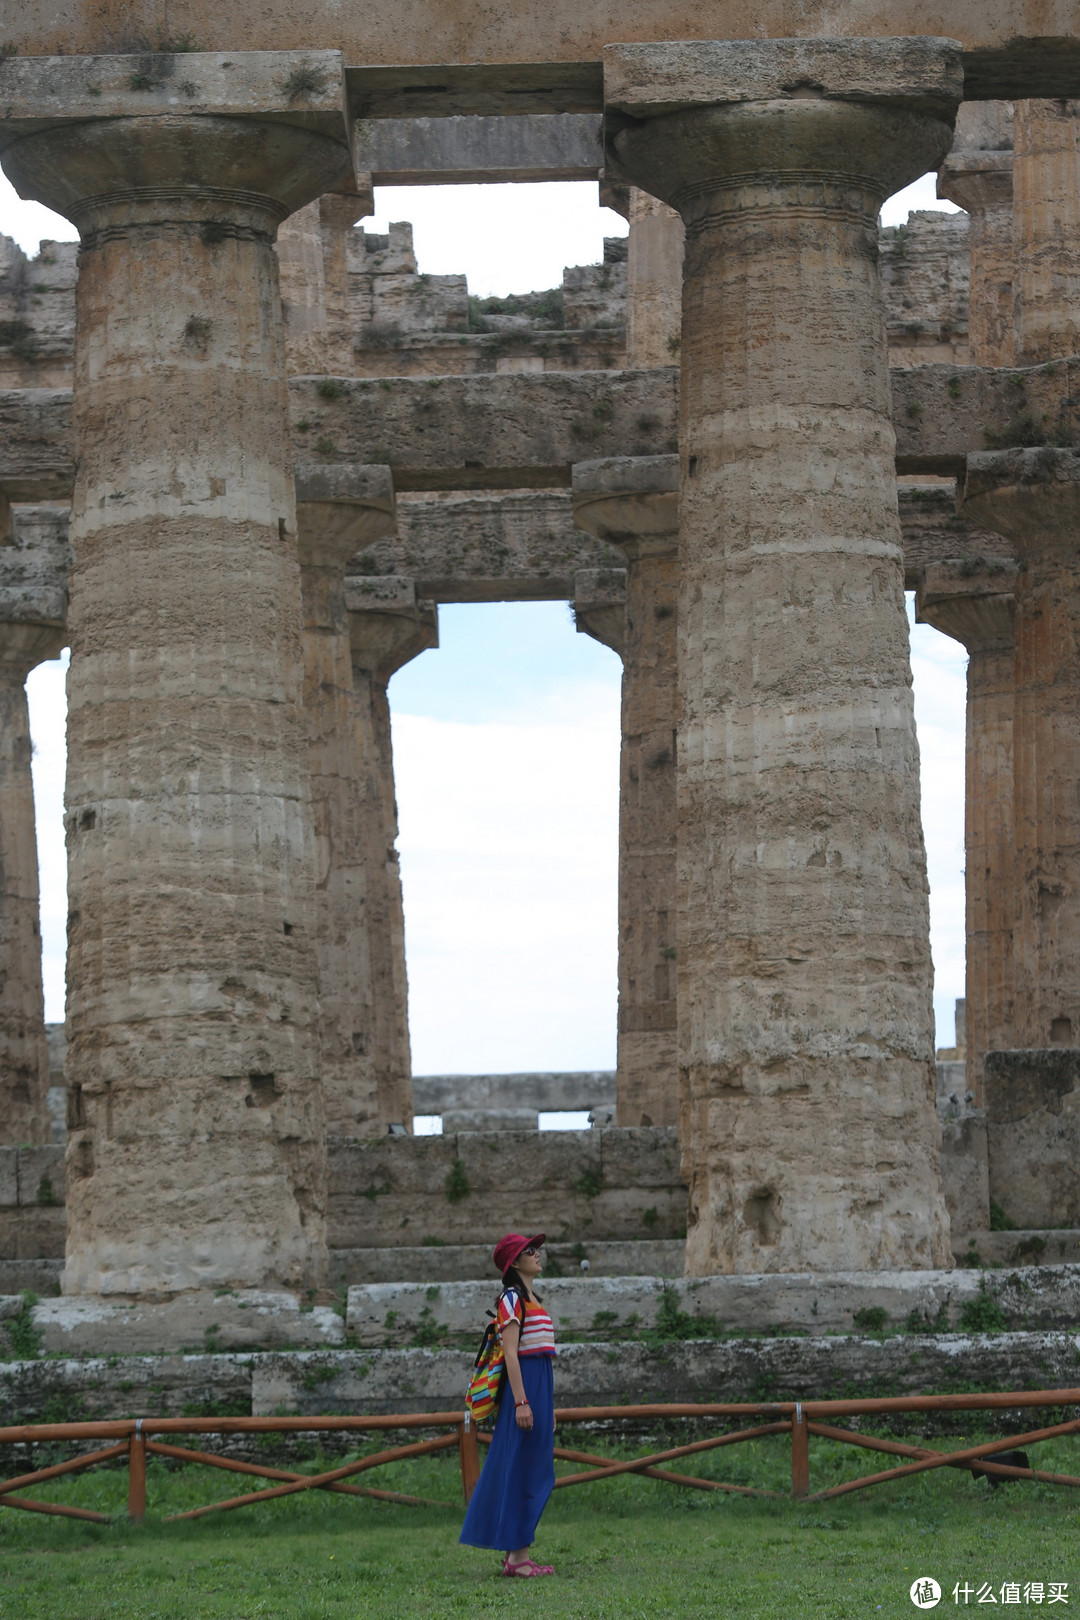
[460,1232,557,1577]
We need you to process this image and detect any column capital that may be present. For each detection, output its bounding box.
[345,575,438,684]
[937,150,1013,217]
[572,455,678,559]
[962,449,1080,554]
[296,463,396,568]
[604,38,962,220]
[0,51,353,236]
[915,560,1017,651]
[573,566,627,656]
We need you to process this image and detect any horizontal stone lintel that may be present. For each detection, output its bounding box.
[0,51,351,150]
[354,112,603,184]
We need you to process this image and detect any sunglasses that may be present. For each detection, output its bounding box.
[522,1246,542,1257]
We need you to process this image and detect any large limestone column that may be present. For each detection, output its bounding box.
[937,102,1014,366]
[295,466,396,1136]
[916,566,1018,1109]
[278,180,371,375]
[346,577,438,1133]
[606,38,959,1273]
[1,53,353,1295]
[626,189,685,368]
[574,456,679,1128]
[0,622,65,1144]
[1013,99,1080,365]
[962,451,1080,1225]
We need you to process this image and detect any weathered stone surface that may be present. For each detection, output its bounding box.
[892,359,1080,474]
[356,114,603,184]
[0,1258,61,1293]
[411,1072,617,1114]
[2,70,356,1297]
[0,619,63,1144]
[574,456,678,1130]
[962,450,1080,1065]
[610,43,956,1273]
[1013,97,1080,365]
[345,1263,1080,1346]
[0,236,77,390]
[251,1330,1080,1419]
[297,466,396,1136]
[938,100,1014,366]
[939,1110,991,1235]
[347,579,437,1132]
[984,1051,1080,1228]
[0,389,73,501]
[881,211,970,367]
[326,1128,686,1249]
[626,188,683,369]
[917,562,1017,1110]
[959,1229,1080,1268]
[328,1238,685,1285]
[290,367,678,490]
[27,1289,344,1356]
[0,1352,254,1428]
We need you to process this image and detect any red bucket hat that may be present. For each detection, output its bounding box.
[493,1232,545,1278]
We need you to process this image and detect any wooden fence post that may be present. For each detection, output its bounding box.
[128,1420,146,1522]
[791,1404,809,1500]
[459,1415,480,1503]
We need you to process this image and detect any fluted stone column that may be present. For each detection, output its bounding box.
[606,38,960,1273]
[574,456,679,1128]
[1013,99,1080,365]
[962,451,1080,1226]
[626,189,685,369]
[916,565,1018,1111]
[0,623,65,1144]
[0,52,354,1295]
[346,577,438,1133]
[937,102,1014,366]
[296,466,395,1136]
[278,180,371,375]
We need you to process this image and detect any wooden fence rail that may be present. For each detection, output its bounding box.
[1,1389,1079,1523]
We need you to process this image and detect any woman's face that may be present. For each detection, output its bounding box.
[516,1243,544,1281]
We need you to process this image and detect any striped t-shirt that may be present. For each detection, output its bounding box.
[498,1288,556,1357]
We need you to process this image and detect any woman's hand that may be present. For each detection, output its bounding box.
[515,1401,533,1431]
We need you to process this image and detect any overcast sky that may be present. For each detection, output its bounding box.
[11,169,968,1065]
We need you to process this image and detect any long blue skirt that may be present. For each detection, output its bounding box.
[460,1355,555,1551]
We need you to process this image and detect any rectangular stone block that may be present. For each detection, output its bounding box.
[13,1207,65,1259]
[17,1144,65,1206]
[0,51,349,138]
[0,1149,17,1207]
[985,1049,1080,1228]
[604,38,963,118]
[940,1111,990,1233]
[600,1125,681,1188]
[0,1352,253,1427]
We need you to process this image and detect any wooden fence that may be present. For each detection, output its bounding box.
[1,1388,1079,1523]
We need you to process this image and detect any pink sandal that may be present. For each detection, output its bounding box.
[502,1557,555,1577]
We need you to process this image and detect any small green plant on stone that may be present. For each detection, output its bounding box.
[990,1198,1017,1231]
[646,1285,723,1346]
[361,1179,391,1203]
[36,1174,58,1206]
[852,1305,888,1333]
[315,377,346,400]
[314,436,337,457]
[4,1291,42,1360]
[444,1159,471,1204]
[574,1167,604,1200]
[281,62,329,104]
[958,1279,1008,1334]
[642,1206,659,1230]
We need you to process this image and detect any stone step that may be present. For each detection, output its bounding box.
[344,1264,1080,1347]
[4,1331,1080,1429]
[0,1289,345,1357]
[0,1259,61,1296]
[958,1230,1080,1268]
[328,1239,684,1286]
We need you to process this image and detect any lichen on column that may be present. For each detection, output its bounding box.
[606,37,961,1273]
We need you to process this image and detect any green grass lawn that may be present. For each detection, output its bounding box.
[1,1432,1078,1619]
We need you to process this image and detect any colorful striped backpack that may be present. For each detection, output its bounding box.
[465,1290,524,1424]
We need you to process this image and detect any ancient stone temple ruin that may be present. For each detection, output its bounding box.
[0,5,1079,1391]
